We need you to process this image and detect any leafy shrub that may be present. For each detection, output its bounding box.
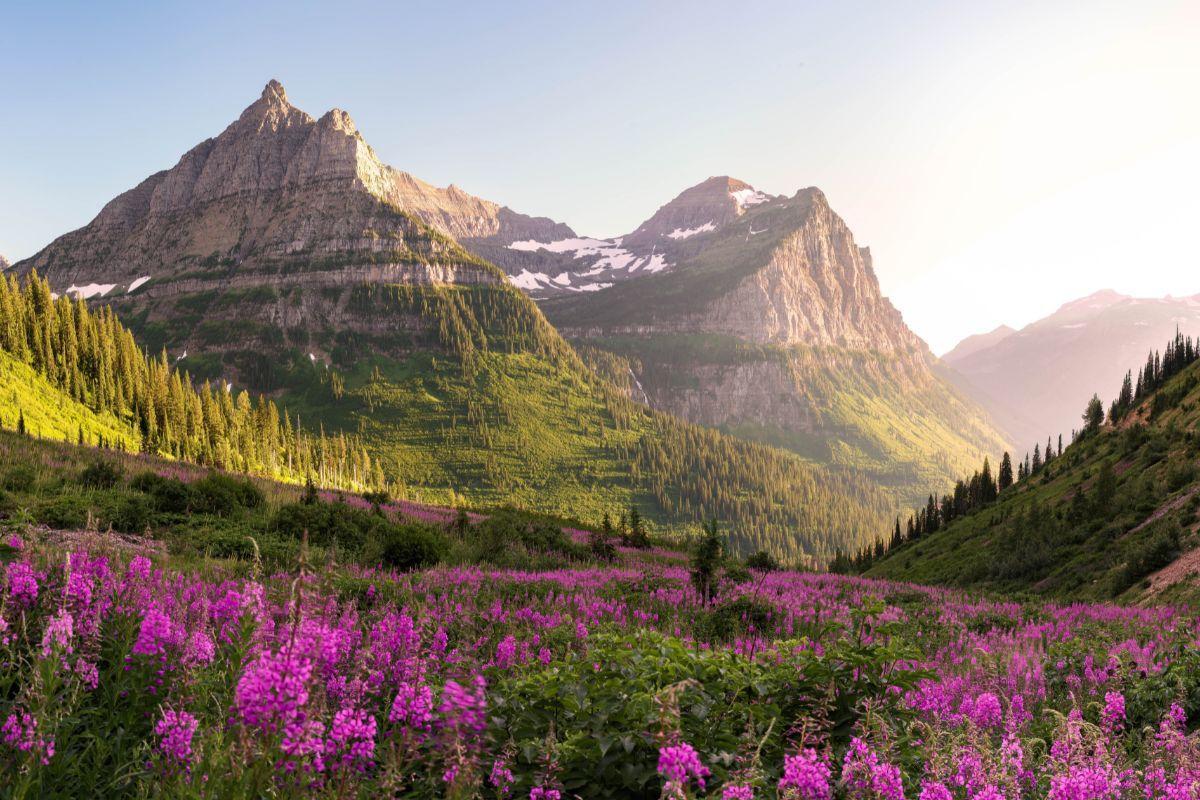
[696,596,776,643]
[745,549,781,572]
[2,464,38,493]
[1113,520,1181,595]
[78,460,123,489]
[38,495,89,529]
[192,473,264,516]
[103,494,152,534]
[271,500,374,552]
[150,478,194,514]
[368,523,446,571]
[131,471,195,513]
[494,627,923,798]
[470,508,586,564]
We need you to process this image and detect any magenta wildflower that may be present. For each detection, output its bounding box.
[1101,691,1125,732]
[131,605,179,657]
[154,709,199,768]
[2,710,55,765]
[326,707,377,772]
[918,781,953,800]
[842,738,905,800]
[778,749,832,800]
[40,609,74,657]
[658,742,711,795]
[489,759,515,796]
[389,681,434,732]
[6,561,39,607]
[234,643,313,732]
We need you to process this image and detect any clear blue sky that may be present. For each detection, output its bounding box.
[3,0,1198,351]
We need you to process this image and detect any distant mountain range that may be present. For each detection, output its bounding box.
[7,79,1015,558]
[944,290,1200,448]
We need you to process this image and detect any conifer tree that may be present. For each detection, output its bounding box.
[998,452,1014,492]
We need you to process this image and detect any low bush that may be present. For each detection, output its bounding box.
[78,460,123,489]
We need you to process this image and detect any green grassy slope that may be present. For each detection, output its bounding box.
[0,350,137,449]
[104,280,897,564]
[868,360,1200,603]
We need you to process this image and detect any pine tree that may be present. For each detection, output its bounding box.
[1082,394,1105,436]
[998,452,1014,492]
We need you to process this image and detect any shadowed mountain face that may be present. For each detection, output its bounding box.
[945,291,1200,448]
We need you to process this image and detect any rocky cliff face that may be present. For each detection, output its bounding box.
[15,81,576,297]
[545,185,928,354]
[12,81,580,384]
[541,181,1011,496]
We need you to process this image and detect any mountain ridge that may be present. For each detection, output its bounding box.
[9,80,909,563]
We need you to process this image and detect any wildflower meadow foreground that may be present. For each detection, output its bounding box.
[3,528,1200,799]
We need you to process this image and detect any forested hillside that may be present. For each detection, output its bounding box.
[0,272,379,489]
[864,330,1200,603]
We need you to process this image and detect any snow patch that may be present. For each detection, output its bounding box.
[552,272,572,286]
[507,237,613,255]
[508,270,553,290]
[1060,323,1087,329]
[577,283,613,292]
[66,283,117,300]
[589,250,641,273]
[127,275,151,293]
[666,221,716,240]
[730,188,770,209]
[642,253,669,273]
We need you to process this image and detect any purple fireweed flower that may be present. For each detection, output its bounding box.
[723,785,754,800]
[658,742,710,795]
[6,561,39,607]
[1101,691,1125,732]
[40,609,74,657]
[2,710,55,765]
[326,707,376,772]
[234,642,313,732]
[183,630,216,667]
[489,759,515,796]
[132,605,180,657]
[154,709,199,767]
[74,657,99,690]
[389,682,434,732]
[438,676,487,736]
[779,749,832,800]
[530,787,561,800]
[918,781,953,800]
[842,738,905,800]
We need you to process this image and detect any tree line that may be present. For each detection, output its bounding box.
[0,272,379,489]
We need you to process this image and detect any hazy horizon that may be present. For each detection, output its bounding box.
[3,0,1197,352]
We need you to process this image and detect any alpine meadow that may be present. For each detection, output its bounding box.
[2,3,1200,799]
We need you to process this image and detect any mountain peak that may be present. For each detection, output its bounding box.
[262,79,288,104]
[942,324,1017,364]
[1052,289,1129,318]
